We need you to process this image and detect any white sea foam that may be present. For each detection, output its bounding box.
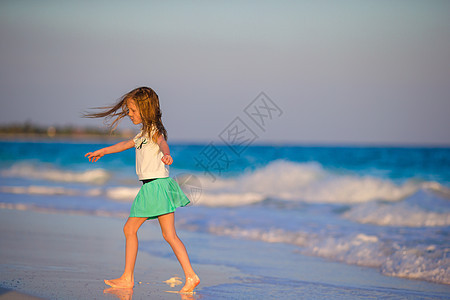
[210,225,385,268]
[208,224,450,284]
[0,184,140,203]
[105,187,140,202]
[381,245,450,285]
[303,233,386,268]
[304,234,450,284]
[343,201,450,227]
[422,181,450,198]
[0,202,128,218]
[1,163,110,184]
[196,160,424,206]
[1,185,79,196]
[100,187,265,206]
[2,160,446,208]
[196,192,264,207]
[209,226,310,246]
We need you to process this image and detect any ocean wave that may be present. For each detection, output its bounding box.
[304,234,450,285]
[2,160,447,207]
[343,201,450,227]
[209,226,311,246]
[209,225,384,268]
[196,192,264,207]
[303,233,386,268]
[1,185,79,196]
[208,225,450,285]
[105,187,140,202]
[0,202,128,218]
[102,187,265,206]
[196,160,435,206]
[381,244,450,285]
[0,184,140,203]
[1,163,111,184]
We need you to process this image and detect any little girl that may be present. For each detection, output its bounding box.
[84,87,200,293]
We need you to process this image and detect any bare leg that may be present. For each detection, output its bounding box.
[158,213,200,293]
[105,217,147,288]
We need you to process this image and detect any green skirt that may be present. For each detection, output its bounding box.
[129,177,190,219]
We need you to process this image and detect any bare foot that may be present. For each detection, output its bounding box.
[179,275,200,293]
[180,293,196,300]
[104,277,134,289]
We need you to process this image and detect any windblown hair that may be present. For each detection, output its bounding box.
[83,87,167,142]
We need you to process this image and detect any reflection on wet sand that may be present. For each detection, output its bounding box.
[103,287,133,300]
[165,290,198,299]
[104,278,198,300]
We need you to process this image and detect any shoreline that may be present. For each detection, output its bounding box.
[1,134,450,148]
[0,133,131,143]
[0,209,243,299]
[1,208,449,299]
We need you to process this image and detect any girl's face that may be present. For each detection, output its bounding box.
[126,99,142,125]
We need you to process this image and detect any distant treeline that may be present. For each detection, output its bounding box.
[0,122,134,139]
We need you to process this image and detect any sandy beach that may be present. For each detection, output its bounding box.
[0,209,242,299]
[0,208,449,299]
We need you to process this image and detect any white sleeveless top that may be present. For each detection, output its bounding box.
[133,129,169,180]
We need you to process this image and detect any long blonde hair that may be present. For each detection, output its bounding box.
[84,87,167,142]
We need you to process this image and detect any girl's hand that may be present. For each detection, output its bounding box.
[85,150,104,162]
[161,154,173,165]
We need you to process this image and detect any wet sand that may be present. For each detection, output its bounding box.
[0,209,242,299]
[1,209,449,299]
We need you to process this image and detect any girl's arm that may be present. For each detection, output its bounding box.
[156,134,173,165]
[85,139,135,162]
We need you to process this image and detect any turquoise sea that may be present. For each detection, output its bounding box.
[0,140,449,286]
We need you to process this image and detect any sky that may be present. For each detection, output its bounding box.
[1,0,449,145]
